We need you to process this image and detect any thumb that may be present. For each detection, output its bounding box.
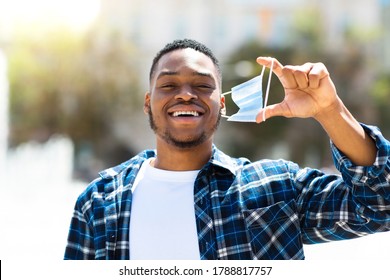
[255,102,289,123]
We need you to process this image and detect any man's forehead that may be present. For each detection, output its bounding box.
[155,48,217,74]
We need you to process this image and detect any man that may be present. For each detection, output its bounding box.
[64,39,390,260]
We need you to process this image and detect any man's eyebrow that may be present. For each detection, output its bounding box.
[156,71,178,80]
[194,71,214,79]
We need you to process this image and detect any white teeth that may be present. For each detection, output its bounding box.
[172,111,199,117]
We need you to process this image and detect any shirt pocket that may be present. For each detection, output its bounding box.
[242,200,304,260]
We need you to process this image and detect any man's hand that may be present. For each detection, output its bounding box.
[255,57,340,123]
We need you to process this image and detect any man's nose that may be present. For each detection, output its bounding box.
[175,86,198,101]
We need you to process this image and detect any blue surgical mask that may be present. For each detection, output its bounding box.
[222,60,273,122]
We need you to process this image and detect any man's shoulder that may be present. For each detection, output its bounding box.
[98,149,156,179]
[75,149,156,204]
[212,146,299,176]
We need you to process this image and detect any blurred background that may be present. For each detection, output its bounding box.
[0,0,389,261]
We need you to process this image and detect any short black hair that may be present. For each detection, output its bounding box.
[149,38,221,82]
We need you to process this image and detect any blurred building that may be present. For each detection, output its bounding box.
[96,0,390,76]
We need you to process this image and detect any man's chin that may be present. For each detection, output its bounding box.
[167,136,207,149]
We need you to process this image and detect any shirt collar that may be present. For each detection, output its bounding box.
[98,149,156,179]
[209,145,245,176]
[98,145,244,180]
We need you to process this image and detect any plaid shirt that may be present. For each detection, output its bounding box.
[64,124,390,260]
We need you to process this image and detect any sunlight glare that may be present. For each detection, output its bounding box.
[0,0,100,32]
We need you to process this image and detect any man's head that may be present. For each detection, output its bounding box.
[149,39,222,85]
[145,39,225,149]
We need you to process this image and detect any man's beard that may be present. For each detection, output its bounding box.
[148,109,221,149]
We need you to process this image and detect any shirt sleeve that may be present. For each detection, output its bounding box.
[296,124,390,244]
[332,123,390,185]
[64,189,96,260]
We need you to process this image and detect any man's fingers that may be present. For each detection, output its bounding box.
[308,62,329,89]
[257,57,305,90]
[256,57,284,77]
[288,62,329,89]
[257,58,329,90]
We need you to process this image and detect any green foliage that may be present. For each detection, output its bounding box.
[7,28,141,142]
[372,75,390,104]
[371,75,390,136]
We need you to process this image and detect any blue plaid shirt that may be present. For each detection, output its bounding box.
[64,124,390,260]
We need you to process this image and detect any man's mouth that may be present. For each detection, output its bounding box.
[171,111,200,117]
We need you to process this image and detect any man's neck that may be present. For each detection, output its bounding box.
[153,140,213,171]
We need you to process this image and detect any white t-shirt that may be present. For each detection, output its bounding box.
[129,158,201,260]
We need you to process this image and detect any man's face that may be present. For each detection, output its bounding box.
[145,48,225,149]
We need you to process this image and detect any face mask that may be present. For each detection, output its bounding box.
[222,59,273,122]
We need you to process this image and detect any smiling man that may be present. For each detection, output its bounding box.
[64,39,390,260]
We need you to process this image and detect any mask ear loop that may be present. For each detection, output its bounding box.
[262,58,274,122]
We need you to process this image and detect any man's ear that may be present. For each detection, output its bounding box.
[144,92,151,114]
[220,96,226,115]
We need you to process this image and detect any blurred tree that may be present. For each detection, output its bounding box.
[7,28,142,180]
[371,74,390,137]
